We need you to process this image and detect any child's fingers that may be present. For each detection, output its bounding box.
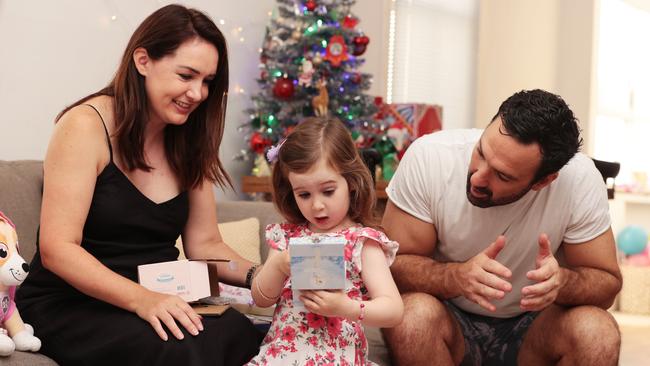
[300,292,322,305]
[301,296,321,312]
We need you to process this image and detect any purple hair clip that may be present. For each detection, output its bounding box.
[266,138,286,163]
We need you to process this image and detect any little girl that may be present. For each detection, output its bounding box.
[246,117,404,365]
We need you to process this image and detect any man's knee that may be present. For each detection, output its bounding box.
[521,305,620,365]
[564,306,620,350]
[383,293,464,365]
[383,293,452,343]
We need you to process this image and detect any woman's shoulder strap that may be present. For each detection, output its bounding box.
[82,104,113,162]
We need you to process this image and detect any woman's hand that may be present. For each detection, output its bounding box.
[133,290,204,341]
[299,290,355,319]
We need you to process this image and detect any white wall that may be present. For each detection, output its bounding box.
[354,0,391,98]
[475,0,598,154]
[0,0,387,200]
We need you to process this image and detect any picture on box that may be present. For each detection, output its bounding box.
[289,235,346,310]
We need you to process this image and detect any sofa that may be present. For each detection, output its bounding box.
[0,160,392,365]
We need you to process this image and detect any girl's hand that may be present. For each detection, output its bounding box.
[299,290,355,318]
[133,290,203,341]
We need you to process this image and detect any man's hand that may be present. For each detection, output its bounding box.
[453,236,512,312]
[520,234,564,311]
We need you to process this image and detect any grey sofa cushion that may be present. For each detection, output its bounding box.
[0,160,43,263]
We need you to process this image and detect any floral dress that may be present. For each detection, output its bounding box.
[245,223,398,366]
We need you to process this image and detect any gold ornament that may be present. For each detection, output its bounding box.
[252,154,271,177]
[312,53,323,65]
[312,79,329,117]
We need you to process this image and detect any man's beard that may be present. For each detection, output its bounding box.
[465,172,532,208]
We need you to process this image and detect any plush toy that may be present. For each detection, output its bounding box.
[0,211,41,356]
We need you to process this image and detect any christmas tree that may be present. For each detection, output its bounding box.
[239,0,380,173]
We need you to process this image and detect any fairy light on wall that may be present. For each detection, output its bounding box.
[99,0,259,108]
[102,2,257,50]
[386,0,397,104]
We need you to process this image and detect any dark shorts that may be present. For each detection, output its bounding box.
[445,301,539,366]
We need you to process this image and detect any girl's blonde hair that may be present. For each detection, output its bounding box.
[271,117,378,228]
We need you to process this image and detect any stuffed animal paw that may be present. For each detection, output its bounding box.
[0,329,15,356]
[12,328,41,352]
[23,323,34,335]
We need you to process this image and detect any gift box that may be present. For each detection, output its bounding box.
[371,100,443,180]
[374,100,443,153]
[138,259,211,302]
[290,235,346,311]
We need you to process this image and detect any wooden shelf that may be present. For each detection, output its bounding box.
[242,175,388,199]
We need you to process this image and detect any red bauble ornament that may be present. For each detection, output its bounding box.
[352,35,370,56]
[342,15,359,29]
[351,73,362,84]
[250,132,271,154]
[272,77,295,99]
[305,0,317,11]
[353,44,367,56]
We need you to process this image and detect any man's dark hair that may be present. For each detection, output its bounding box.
[492,89,583,182]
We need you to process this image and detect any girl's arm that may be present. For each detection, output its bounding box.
[301,240,404,327]
[354,240,404,327]
[250,248,290,307]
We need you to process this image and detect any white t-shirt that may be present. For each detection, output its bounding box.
[386,129,611,317]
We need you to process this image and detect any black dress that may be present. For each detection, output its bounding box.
[16,106,262,366]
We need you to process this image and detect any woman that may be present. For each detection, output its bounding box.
[17,5,262,365]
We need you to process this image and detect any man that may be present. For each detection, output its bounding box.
[382,89,622,365]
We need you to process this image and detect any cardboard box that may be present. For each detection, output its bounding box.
[191,304,230,316]
[290,235,346,310]
[138,259,211,302]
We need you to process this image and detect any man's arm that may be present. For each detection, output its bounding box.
[556,228,622,308]
[382,201,512,311]
[382,200,452,295]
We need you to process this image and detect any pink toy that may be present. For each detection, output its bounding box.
[0,211,41,356]
[626,246,650,266]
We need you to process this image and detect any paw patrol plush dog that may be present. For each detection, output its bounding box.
[0,211,41,356]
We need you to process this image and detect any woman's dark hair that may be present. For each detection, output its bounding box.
[271,117,379,228]
[492,89,583,182]
[57,4,230,189]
